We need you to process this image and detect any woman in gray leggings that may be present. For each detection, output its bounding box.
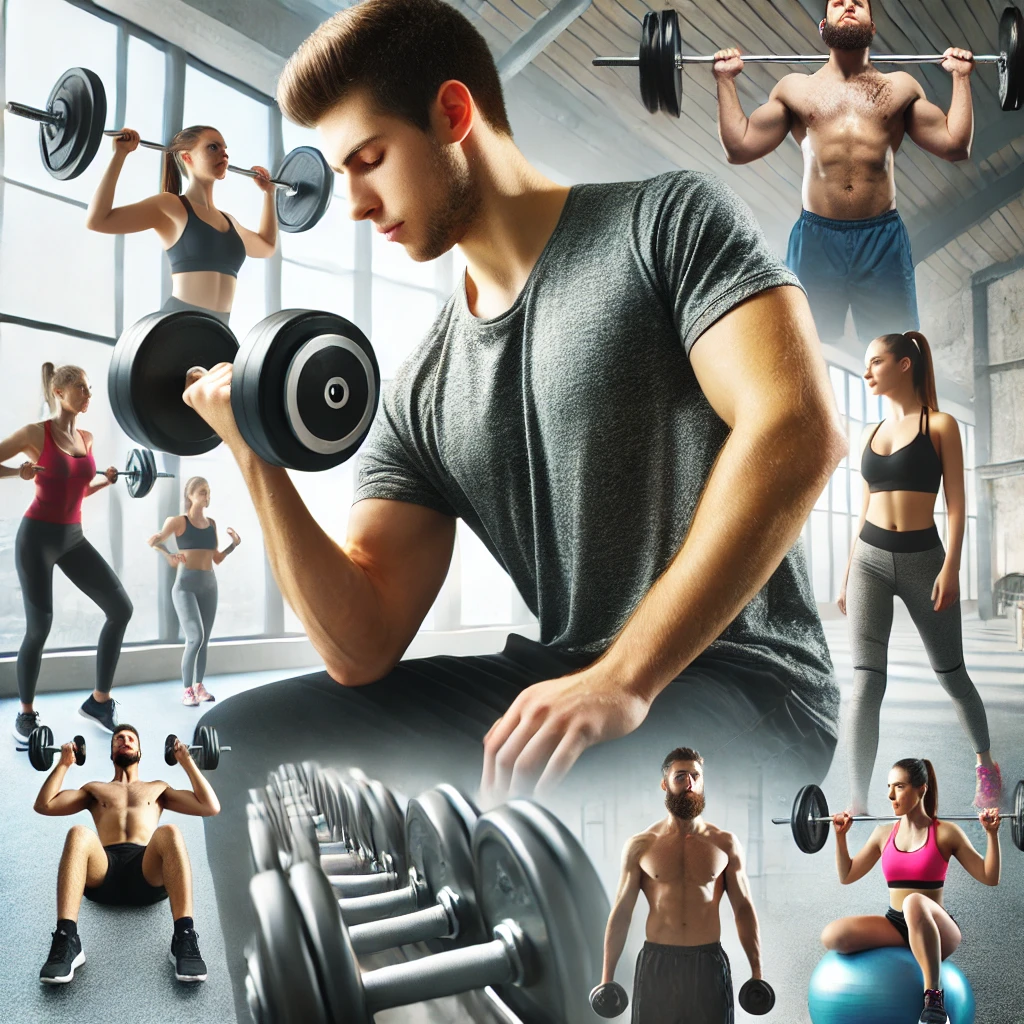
[148,476,240,706]
[838,331,999,814]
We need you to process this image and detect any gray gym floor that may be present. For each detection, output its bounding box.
[0,613,1021,1024]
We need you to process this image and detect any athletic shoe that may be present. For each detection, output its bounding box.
[973,762,1002,809]
[182,687,200,707]
[194,682,215,703]
[78,695,119,733]
[13,710,40,747]
[39,927,85,985]
[170,928,208,982]
[919,989,948,1024]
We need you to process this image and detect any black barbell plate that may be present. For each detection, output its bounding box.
[164,733,177,766]
[109,310,238,457]
[999,6,1024,111]
[195,723,220,770]
[232,310,379,472]
[73,735,86,767]
[275,146,334,234]
[1012,779,1024,852]
[40,68,107,181]
[659,8,683,118]
[590,981,629,1017]
[472,800,609,1024]
[123,447,155,498]
[28,725,55,772]
[792,784,830,854]
[738,978,776,1015]
[638,11,662,114]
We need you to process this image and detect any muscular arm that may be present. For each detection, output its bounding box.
[723,835,762,979]
[903,73,973,162]
[602,836,646,984]
[86,153,175,234]
[717,77,794,164]
[835,824,884,885]
[947,820,1000,886]
[595,285,845,703]
[33,763,93,816]
[160,757,221,817]
[0,423,41,478]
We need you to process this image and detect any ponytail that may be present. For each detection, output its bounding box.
[161,125,219,194]
[893,757,938,819]
[41,362,86,415]
[41,362,55,413]
[878,331,938,411]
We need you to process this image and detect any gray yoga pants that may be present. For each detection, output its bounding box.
[846,523,990,808]
[171,568,218,689]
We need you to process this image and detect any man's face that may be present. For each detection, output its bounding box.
[111,730,141,769]
[318,87,481,264]
[821,0,875,50]
[662,760,706,820]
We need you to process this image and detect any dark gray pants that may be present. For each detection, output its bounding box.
[171,568,218,689]
[200,635,835,1022]
[632,941,733,1024]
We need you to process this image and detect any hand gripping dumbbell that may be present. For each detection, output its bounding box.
[164,724,229,770]
[26,727,86,772]
[246,800,609,1024]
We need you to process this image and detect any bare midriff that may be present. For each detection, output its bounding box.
[83,779,169,845]
[865,490,938,533]
[170,270,236,314]
[179,549,215,571]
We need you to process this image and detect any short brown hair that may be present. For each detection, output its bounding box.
[661,747,704,775]
[277,0,512,137]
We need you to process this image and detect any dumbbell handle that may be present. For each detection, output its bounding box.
[186,743,231,754]
[5,101,64,126]
[362,921,525,1014]
[328,869,399,899]
[594,53,1004,68]
[338,878,423,925]
[349,889,458,955]
[772,813,996,824]
[102,131,299,196]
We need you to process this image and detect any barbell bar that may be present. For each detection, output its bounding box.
[594,7,1024,116]
[772,782,1024,855]
[37,446,173,499]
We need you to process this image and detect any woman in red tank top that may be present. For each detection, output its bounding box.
[0,362,134,746]
[820,758,1001,1023]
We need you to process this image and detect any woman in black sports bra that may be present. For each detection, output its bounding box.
[86,126,278,323]
[837,332,1000,814]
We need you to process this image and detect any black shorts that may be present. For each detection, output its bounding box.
[632,941,734,1024]
[83,843,168,907]
[885,905,959,946]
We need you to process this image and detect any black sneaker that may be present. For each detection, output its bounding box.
[920,990,948,1024]
[78,695,118,733]
[39,927,85,984]
[170,928,208,982]
[14,710,41,748]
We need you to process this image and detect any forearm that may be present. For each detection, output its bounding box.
[835,838,852,883]
[151,541,173,556]
[601,906,633,983]
[182,761,220,814]
[259,194,278,248]
[85,480,110,497]
[945,76,974,157]
[0,464,25,479]
[34,765,70,813]
[717,81,752,160]
[983,835,1001,885]
[213,541,237,564]
[597,413,843,700]
[85,155,126,227]
[229,446,388,680]
[733,905,763,978]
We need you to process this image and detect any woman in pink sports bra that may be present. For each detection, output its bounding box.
[821,758,1001,1024]
[0,363,134,747]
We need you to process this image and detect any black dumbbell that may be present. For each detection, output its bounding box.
[247,800,608,1024]
[739,978,776,1015]
[164,724,230,770]
[590,980,629,1018]
[27,727,86,772]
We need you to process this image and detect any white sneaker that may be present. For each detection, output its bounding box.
[182,687,200,707]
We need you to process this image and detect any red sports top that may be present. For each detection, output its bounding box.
[24,421,96,525]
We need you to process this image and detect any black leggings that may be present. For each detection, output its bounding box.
[15,517,133,705]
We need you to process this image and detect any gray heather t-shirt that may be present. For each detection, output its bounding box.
[356,171,837,733]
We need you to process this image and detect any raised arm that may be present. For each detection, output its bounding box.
[903,57,973,162]
[833,815,884,885]
[0,423,43,480]
[182,363,456,685]
[723,833,763,980]
[601,835,646,985]
[212,525,240,565]
[86,131,178,235]
[714,56,794,164]
[159,738,221,816]
[33,744,94,816]
[226,169,278,258]
[838,425,873,615]
[946,815,1000,887]
[932,413,965,611]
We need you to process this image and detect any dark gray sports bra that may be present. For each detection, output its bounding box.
[165,196,246,278]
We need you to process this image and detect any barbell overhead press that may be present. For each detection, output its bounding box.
[104,132,333,234]
[27,727,86,772]
[4,67,107,180]
[594,7,1024,116]
[772,782,1024,855]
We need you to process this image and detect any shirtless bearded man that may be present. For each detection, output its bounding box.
[32,724,220,984]
[597,747,766,1023]
[715,0,975,342]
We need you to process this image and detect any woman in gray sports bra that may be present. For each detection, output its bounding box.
[147,476,241,706]
[86,125,279,323]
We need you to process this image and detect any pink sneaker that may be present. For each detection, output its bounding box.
[194,682,216,703]
[182,687,200,707]
[974,762,1002,809]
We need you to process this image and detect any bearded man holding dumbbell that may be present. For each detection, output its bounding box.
[715,0,975,342]
[32,723,220,986]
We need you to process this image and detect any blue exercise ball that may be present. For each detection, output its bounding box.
[808,949,975,1024]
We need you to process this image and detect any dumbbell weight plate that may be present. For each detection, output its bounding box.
[123,446,157,499]
[1012,780,1024,852]
[248,806,282,874]
[590,980,629,1018]
[275,146,334,234]
[109,311,239,456]
[638,11,662,114]
[658,8,684,118]
[363,777,407,875]
[28,725,56,772]
[195,723,220,770]
[791,784,830,854]
[473,801,609,1024]
[999,6,1024,111]
[40,68,107,181]
[738,978,776,1015]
